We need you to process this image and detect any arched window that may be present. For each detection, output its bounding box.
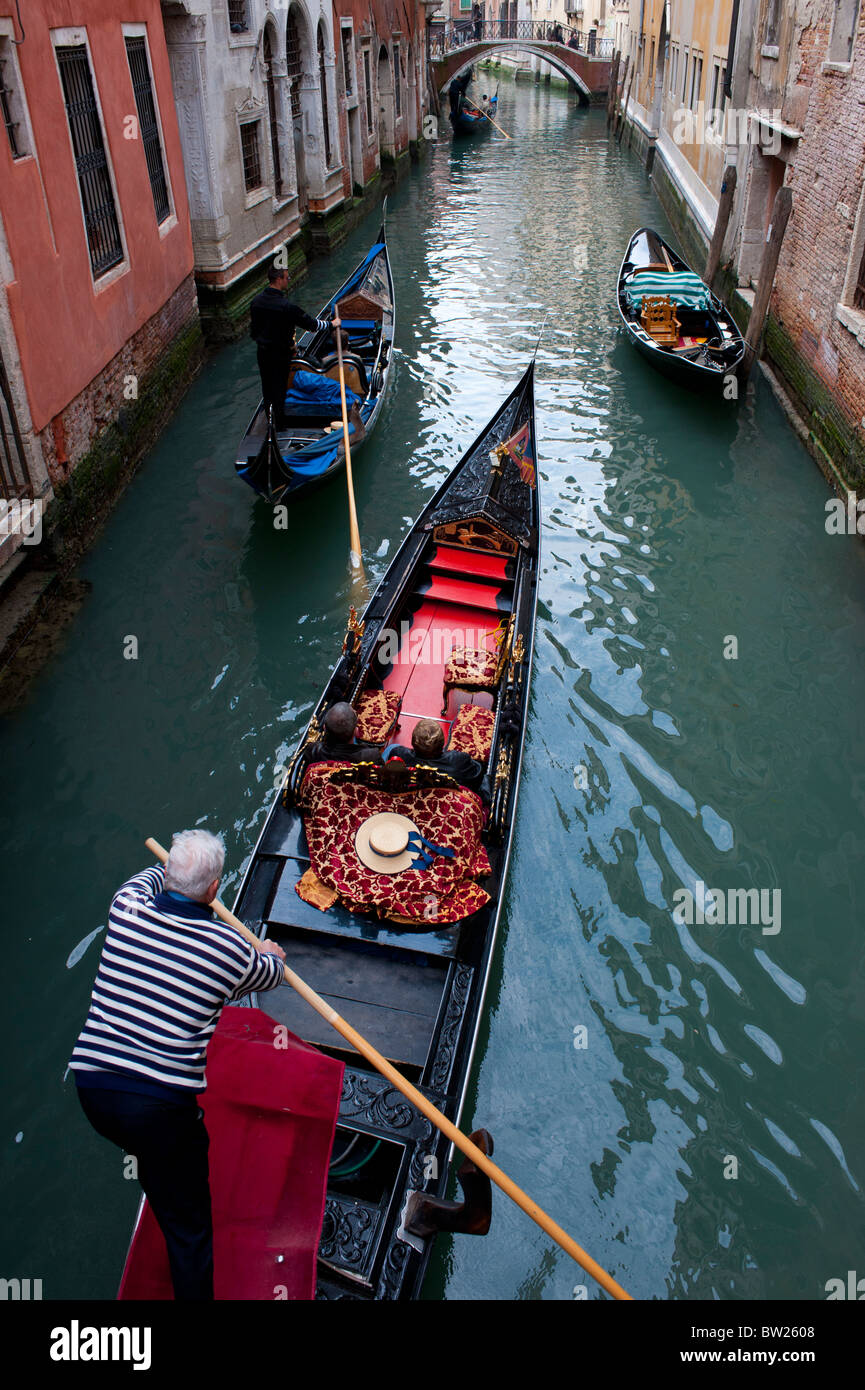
[286,10,302,119]
[317,24,331,166]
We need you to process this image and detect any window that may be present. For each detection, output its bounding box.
[227,1,248,35]
[240,119,263,190]
[286,12,302,119]
[681,46,689,102]
[649,39,655,87]
[393,42,401,119]
[764,0,781,46]
[0,37,26,159]
[363,48,373,133]
[341,27,353,97]
[56,44,124,277]
[854,234,865,310]
[690,54,702,109]
[829,0,861,62]
[125,37,170,224]
[669,43,678,96]
[317,25,331,167]
[263,28,282,197]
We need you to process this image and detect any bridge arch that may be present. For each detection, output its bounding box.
[439,43,593,106]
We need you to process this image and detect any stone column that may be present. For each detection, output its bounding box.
[270,56,298,200]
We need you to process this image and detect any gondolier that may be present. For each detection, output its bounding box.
[250,264,330,430]
[69,829,286,1301]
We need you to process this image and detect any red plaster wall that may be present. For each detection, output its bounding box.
[0,1,193,434]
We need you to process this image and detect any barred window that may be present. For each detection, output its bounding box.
[341,28,353,96]
[317,25,331,166]
[56,44,124,277]
[227,1,248,35]
[286,12,302,120]
[393,42,401,118]
[854,239,865,311]
[363,48,373,133]
[0,39,26,159]
[240,119,263,191]
[125,37,170,224]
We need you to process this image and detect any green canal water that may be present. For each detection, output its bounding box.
[2,85,864,1303]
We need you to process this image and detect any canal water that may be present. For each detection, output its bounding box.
[2,80,864,1303]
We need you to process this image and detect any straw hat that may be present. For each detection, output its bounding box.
[355,812,420,874]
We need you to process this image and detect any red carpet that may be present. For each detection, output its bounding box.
[117,1006,344,1301]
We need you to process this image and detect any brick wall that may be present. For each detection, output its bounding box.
[767,17,865,489]
[39,276,199,488]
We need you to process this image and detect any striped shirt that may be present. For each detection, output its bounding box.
[69,866,283,1095]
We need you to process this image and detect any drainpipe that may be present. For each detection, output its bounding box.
[724,0,739,99]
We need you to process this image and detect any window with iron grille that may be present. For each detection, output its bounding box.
[854,237,865,311]
[263,28,282,197]
[341,27,353,96]
[393,42,401,118]
[363,48,373,132]
[56,44,124,277]
[0,40,26,159]
[317,25,331,166]
[227,0,248,35]
[286,12,302,119]
[125,37,170,224]
[240,119,263,190]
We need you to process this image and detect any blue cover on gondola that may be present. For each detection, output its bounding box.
[285,370,360,412]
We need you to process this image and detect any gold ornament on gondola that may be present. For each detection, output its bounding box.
[342,606,365,658]
[508,633,525,686]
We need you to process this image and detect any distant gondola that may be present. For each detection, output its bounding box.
[451,89,499,135]
[617,227,744,390]
[228,363,540,1299]
[236,224,395,504]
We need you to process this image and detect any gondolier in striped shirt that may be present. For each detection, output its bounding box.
[69,829,286,1301]
[250,264,330,430]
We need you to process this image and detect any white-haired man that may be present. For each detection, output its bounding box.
[69,829,286,1301]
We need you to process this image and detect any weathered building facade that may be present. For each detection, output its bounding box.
[162,0,428,337]
[0,0,199,570]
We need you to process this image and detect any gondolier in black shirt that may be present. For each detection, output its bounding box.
[250,264,330,430]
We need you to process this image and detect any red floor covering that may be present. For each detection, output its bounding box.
[383,598,502,744]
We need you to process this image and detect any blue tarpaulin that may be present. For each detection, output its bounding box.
[285,370,360,412]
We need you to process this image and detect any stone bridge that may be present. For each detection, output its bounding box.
[430,21,613,107]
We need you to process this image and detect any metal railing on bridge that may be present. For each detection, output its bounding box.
[430,20,614,60]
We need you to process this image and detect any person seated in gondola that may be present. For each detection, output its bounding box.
[307,702,381,765]
[384,718,486,796]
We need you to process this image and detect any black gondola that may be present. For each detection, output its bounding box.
[617,227,744,390]
[232,362,540,1299]
[236,224,395,504]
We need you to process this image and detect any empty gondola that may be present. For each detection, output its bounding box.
[617,227,744,390]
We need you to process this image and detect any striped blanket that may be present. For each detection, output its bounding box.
[625,270,711,312]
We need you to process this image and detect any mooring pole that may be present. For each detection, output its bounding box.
[705,165,737,288]
[617,62,633,143]
[739,185,793,383]
[606,49,620,127]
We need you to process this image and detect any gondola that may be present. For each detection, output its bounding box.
[229,362,540,1299]
[617,227,744,390]
[235,224,395,505]
[452,88,498,135]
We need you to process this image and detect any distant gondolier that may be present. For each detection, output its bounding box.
[250,264,329,430]
[69,830,286,1301]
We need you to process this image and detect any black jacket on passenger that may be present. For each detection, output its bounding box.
[308,738,382,765]
[386,745,484,795]
[249,288,324,355]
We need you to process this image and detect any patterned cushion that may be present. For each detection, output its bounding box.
[297,776,490,925]
[443,647,498,690]
[448,705,495,761]
[354,689,401,746]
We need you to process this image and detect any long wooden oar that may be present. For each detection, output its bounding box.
[331,313,365,580]
[477,105,511,139]
[145,835,632,1300]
